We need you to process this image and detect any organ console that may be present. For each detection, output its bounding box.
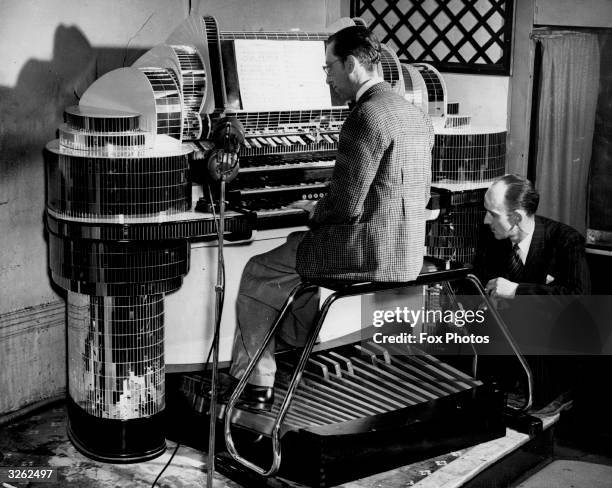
[44,11,522,485]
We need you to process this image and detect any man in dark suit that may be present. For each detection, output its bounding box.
[476,174,590,299]
[222,25,433,411]
[474,174,592,409]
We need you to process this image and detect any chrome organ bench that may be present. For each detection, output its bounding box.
[177,257,537,487]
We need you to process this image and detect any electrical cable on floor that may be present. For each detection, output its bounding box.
[150,442,180,488]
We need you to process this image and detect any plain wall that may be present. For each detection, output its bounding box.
[443,73,509,129]
[0,0,191,316]
[535,0,612,27]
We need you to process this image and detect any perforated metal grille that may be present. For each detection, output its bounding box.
[352,0,514,74]
[170,45,206,140]
[432,130,506,184]
[46,152,191,218]
[68,292,165,420]
[426,195,487,265]
[401,63,427,112]
[220,32,328,41]
[380,44,404,93]
[139,68,183,139]
[59,125,149,153]
[414,63,446,118]
[64,112,141,132]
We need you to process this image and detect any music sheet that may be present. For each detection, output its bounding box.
[233,39,332,111]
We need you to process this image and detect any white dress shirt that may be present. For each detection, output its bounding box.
[355,79,383,102]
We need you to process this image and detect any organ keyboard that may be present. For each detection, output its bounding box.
[178,14,412,229]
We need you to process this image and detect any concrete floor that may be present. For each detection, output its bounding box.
[518,461,612,488]
[0,401,611,488]
[517,412,612,488]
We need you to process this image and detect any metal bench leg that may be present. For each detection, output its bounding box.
[466,273,534,412]
[224,281,317,475]
[224,285,344,476]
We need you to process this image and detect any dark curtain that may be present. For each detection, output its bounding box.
[589,32,612,241]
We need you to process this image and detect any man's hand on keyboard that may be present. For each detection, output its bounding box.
[288,200,317,218]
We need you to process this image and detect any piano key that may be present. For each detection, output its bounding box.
[234,182,327,195]
[255,207,306,217]
[239,160,334,173]
[249,138,262,148]
[289,135,307,145]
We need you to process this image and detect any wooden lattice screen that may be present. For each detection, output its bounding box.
[351,0,514,75]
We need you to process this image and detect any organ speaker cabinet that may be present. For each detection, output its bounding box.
[44,36,252,461]
[402,63,507,264]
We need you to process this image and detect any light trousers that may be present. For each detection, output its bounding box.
[229,231,320,387]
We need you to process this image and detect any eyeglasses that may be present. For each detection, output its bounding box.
[322,59,342,74]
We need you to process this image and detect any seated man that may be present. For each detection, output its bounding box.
[473,174,592,409]
[222,25,434,412]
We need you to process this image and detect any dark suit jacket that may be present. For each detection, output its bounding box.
[474,218,599,405]
[296,82,434,281]
[474,215,590,295]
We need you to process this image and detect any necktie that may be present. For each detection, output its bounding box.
[507,243,523,281]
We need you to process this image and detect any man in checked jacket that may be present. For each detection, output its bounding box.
[221,25,434,411]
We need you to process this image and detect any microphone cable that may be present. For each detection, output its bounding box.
[201,182,226,378]
[150,442,180,488]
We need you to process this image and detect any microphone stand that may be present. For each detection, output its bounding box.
[206,173,224,488]
[206,124,238,488]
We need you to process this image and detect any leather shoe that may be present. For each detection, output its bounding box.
[215,373,275,413]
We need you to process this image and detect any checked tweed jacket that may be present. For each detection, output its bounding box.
[296,81,434,282]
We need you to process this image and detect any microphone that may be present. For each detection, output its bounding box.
[207,117,245,182]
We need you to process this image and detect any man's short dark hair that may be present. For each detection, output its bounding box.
[498,174,540,216]
[327,25,381,71]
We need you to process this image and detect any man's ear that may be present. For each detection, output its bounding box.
[510,211,524,225]
[345,55,357,73]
